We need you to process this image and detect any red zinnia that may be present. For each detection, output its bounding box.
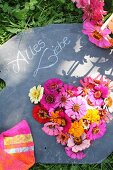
[32,105,50,123]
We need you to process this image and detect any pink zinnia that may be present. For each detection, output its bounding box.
[55,91,70,108]
[87,121,106,140]
[65,96,87,120]
[94,85,109,98]
[82,21,111,48]
[67,134,90,153]
[56,132,69,145]
[61,84,82,97]
[82,0,106,22]
[87,91,104,106]
[73,0,90,8]
[40,91,57,110]
[44,78,63,93]
[65,147,86,160]
[87,85,109,106]
[42,122,63,136]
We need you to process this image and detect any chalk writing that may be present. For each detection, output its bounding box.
[7,37,70,75]
[33,37,70,77]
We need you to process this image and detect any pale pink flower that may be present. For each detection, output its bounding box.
[65,147,86,159]
[65,96,87,120]
[87,121,106,140]
[42,122,63,136]
[56,132,69,145]
[99,108,112,123]
[67,134,90,153]
[82,21,111,48]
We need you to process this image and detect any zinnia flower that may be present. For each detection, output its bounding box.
[55,91,70,108]
[32,105,50,123]
[87,121,106,140]
[73,0,90,8]
[65,147,86,160]
[69,120,84,137]
[50,111,71,133]
[28,85,44,104]
[44,78,63,93]
[67,134,90,153]
[82,0,106,22]
[65,96,87,120]
[83,109,100,123]
[82,21,111,48]
[61,84,81,97]
[56,132,69,145]
[40,91,57,110]
[42,122,63,136]
[105,92,113,113]
[87,85,109,106]
[98,108,112,123]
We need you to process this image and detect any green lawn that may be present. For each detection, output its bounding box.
[1,0,113,169]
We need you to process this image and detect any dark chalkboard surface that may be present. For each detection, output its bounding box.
[0,24,113,164]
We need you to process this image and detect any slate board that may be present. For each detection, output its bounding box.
[0,24,113,164]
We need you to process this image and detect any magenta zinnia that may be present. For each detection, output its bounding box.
[40,91,57,110]
[87,121,106,140]
[83,21,111,48]
[44,78,63,93]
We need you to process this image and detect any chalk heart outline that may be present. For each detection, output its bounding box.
[33,38,71,77]
[33,48,59,77]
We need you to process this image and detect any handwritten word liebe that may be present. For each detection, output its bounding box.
[7,37,70,77]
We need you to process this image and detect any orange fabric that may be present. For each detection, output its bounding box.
[4,142,34,149]
[0,120,35,170]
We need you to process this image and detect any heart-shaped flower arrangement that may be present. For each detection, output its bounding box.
[29,74,113,160]
[71,0,113,48]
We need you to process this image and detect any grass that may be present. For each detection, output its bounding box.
[1,0,113,169]
[0,0,82,44]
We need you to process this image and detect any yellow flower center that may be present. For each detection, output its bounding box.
[92,30,103,40]
[72,104,80,112]
[32,90,40,99]
[38,110,49,118]
[74,136,82,145]
[92,127,100,134]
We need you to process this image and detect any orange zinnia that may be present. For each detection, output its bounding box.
[69,120,84,137]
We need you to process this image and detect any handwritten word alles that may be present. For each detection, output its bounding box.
[7,37,70,76]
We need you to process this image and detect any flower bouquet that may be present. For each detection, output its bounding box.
[71,0,113,48]
[29,74,113,160]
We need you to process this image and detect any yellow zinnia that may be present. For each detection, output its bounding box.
[69,120,84,137]
[28,85,44,104]
[83,109,100,123]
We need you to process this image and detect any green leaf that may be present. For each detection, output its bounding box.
[5,27,21,34]
[0,78,6,91]
[57,0,65,4]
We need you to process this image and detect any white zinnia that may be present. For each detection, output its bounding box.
[28,85,44,104]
